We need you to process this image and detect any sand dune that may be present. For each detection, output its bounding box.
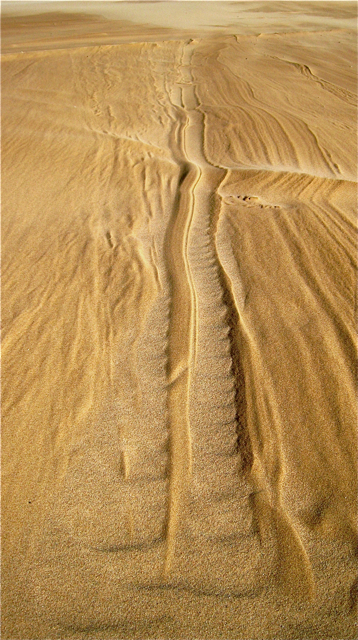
[1,3,357,639]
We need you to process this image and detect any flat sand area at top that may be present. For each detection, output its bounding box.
[2,2,357,639]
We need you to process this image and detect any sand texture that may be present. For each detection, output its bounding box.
[1,3,357,639]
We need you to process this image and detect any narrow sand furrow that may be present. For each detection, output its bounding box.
[172,40,316,597]
[162,40,271,592]
[163,161,199,574]
[163,41,212,576]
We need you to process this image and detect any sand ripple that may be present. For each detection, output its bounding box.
[2,6,357,639]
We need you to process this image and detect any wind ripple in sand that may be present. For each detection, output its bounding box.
[2,14,357,639]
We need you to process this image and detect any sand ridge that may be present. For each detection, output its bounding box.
[1,3,357,639]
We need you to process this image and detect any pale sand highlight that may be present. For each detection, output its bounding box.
[1,3,357,639]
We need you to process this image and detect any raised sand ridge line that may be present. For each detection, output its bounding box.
[162,39,316,596]
[163,157,199,575]
[163,41,202,577]
[163,40,258,583]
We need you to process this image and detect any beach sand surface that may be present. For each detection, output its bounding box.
[2,3,357,638]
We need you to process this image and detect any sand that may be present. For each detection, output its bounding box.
[1,2,357,639]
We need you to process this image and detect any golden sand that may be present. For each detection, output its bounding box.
[2,3,357,638]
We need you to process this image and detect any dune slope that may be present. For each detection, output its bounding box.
[2,4,357,639]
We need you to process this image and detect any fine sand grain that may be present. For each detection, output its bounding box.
[1,3,357,639]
